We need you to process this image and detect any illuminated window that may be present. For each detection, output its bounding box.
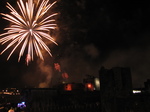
[64,84,72,91]
[88,83,92,88]
[86,83,94,91]
[94,78,100,90]
[133,90,141,94]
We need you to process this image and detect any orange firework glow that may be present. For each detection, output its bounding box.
[54,63,69,79]
[54,63,61,72]
[62,72,69,79]
[25,54,31,65]
[0,0,58,62]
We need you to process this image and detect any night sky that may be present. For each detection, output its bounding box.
[0,0,150,89]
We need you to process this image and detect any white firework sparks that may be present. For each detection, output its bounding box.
[0,0,58,63]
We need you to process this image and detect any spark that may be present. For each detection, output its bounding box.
[0,0,58,63]
[25,54,31,66]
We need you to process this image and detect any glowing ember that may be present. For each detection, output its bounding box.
[25,54,31,65]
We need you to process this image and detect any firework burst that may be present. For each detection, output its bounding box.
[0,0,58,64]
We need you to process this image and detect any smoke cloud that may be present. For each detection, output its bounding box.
[102,45,150,88]
[37,60,53,88]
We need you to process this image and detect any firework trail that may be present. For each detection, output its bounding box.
[0,0,58,64]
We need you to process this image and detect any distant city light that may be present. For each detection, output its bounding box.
[1,88,20,95]
[17,102,26,109]
[133,90,141,94]
[94,78,100,90]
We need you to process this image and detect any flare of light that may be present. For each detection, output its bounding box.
[0,0,58,63]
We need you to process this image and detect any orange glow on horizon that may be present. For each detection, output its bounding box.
[54,63,61,72]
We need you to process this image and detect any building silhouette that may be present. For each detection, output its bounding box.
[21,88,100,112]
[144,79,150,93]
[99,66,133,112]
[2,66,150,112]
